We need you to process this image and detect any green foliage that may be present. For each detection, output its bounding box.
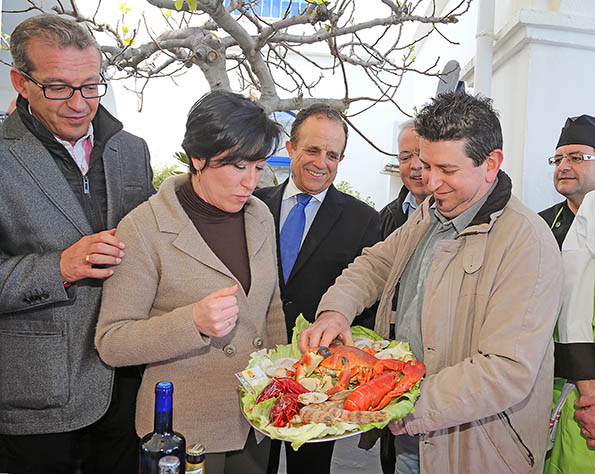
[152,163,184,190]
[173,151,190,167]
[335,180,375,209]
[174,0,184,10]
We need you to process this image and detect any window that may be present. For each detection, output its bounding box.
[266,110,295,182]
[223,0,310,19]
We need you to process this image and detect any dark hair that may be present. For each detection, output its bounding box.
[182,90,282,174]
[10,14,100,74]
[414,91,503,166]
[290,103,348,154]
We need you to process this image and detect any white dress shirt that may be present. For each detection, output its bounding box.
[280,177,329,248]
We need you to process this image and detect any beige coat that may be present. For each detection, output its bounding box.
[318,175,562,474]
[95,174,286,452]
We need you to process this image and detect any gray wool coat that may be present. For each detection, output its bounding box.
[0,110,154,435]
[95,174,287,452]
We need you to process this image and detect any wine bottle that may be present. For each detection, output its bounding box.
[139,381,186,474]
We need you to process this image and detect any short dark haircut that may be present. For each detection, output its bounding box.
[10,14,101,74]
[182,90,282,174]
[290,103,348,154]
[414,91,503,166]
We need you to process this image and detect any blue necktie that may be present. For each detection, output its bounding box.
[280,193,313,282]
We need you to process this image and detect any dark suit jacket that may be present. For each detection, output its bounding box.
[0,108,154,435]
[254,181,381,339]
[379,185,410,240]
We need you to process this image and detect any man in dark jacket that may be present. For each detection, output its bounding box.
[0,14,154,473]
[254,104,380,474]
[380,119,430,240]
[539,115,595,248]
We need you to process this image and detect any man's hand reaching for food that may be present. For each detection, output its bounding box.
[298,311,352,352]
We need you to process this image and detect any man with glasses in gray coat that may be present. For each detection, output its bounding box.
[0,14,154,473]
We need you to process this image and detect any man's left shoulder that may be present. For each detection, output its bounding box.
[108,128,147,147]
[498,195,557,244]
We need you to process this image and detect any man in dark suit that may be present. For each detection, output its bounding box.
[254,103,380,474]
[0,14,154,473]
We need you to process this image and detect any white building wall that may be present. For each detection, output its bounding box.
[466,1,595,211]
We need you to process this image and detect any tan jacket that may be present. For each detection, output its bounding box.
[95,174,286,452]
[318,174,562,473]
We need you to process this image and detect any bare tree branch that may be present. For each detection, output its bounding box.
[11,0,473,147]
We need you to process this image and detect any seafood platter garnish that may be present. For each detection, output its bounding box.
[238,316,426,450]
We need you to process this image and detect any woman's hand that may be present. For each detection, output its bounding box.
[192,285,239,337]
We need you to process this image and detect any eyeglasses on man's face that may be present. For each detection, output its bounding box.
[547,152,595,167]
[19,70,107,100]
[397,151,420,162]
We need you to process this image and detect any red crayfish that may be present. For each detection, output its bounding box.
[255,377,308,428]
[255,377,308,404]
[270,393,304,427]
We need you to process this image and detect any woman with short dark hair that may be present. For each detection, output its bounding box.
[95,90,287,473]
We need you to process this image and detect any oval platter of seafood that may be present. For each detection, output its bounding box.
[237,316,426,450]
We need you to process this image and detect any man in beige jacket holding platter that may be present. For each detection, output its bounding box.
[299,91,563,474]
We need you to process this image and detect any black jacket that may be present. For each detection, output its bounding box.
[379,185,410,240]
[538,200,574,249]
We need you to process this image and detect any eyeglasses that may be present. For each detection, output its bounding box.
[548,152,595,166]
[397,151,420,162]
[19,70,107,100]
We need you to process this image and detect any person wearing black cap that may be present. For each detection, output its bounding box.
[542,116,595,473]
[539,114,595,248]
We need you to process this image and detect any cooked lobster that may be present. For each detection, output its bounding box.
[344,359,426,411]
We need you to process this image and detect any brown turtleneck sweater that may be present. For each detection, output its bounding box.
[176,177,251,293]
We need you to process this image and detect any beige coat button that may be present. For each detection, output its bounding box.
[253,337,264,348]
[223,344,236,357]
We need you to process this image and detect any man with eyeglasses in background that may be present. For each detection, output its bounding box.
[540,115,595,473]
[0,14,154,474]
[380,119,431,240]
[539,115,595,248]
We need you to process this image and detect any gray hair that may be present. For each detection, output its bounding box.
[397,119,416,151]
[10,14,100,73]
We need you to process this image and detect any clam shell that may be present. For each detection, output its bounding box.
[374,348,394,360]
[297,392,329,405]
[328,389,352,402]
[372,340,391,351]
[299,377,321,392]
[274,357,299,369]
[353,337,374,349]
[264,366,288,378]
